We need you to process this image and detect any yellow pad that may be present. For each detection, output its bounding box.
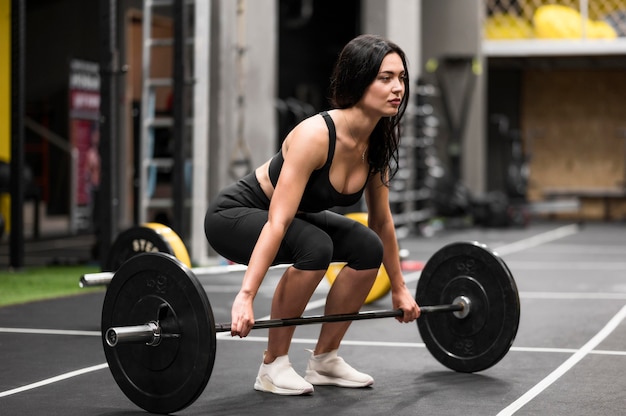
[324,212,391,304]
[143,222,192,268]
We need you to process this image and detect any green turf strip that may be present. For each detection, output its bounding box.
[0,266,103,307]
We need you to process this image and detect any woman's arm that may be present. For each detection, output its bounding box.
[365,173,420,322]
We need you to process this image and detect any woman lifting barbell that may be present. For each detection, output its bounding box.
[204,34,421,396]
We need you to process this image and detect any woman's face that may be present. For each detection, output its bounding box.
[360,52,406,117]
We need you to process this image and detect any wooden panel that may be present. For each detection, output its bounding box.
[521,69,626,209]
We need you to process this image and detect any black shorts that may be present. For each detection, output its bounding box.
[204,173,383,271]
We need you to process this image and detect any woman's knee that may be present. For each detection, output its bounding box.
[290,231,333,270]
[347,229,383,270]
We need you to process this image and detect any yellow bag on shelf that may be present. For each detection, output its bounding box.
[484,13,534,39]
[533,4,617,39]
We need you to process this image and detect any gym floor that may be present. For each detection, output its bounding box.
[1,220,625,415]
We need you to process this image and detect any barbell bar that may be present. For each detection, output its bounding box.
[101,241,520,414]
[105,298,469,347]
[80,263,285,288]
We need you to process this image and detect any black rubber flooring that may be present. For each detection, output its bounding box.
[1,221,625,415]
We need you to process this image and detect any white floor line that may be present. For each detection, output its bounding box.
[509,261,626,270]
[590,349,626,356]
[0,363,108,398]
[520,291,626,300]
[510,346,626,356]
[492,224,580,256]
[216,336,626,356]
[496,304,626,416]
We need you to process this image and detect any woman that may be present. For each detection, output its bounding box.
[205,34,421,395]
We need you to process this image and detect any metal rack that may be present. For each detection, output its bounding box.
[138,0,210,262]
[388,82,436,236]
[138,0,193,232]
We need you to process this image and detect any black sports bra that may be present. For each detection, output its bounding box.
[268,111,367,213]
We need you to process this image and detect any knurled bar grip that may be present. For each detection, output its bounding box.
[214,305,463,332]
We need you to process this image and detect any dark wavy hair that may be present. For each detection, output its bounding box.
[329,34,410,185]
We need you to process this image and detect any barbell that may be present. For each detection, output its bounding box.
[100,240,520,414]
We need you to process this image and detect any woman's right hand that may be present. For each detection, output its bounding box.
[391,283,420,323]
[230,290,255,338]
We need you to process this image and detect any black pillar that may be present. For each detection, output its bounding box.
[10,0,25,269]
[98,0,118,267]
[172,0,189,240]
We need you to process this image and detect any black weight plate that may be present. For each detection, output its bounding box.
[104,225,177,271]
[101,252,216,414]
[416,241,520,373]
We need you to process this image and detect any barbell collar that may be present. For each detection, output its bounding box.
[105,321,162,347]
[452,296,471,319]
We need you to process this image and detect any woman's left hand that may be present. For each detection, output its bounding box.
[391,283,421,323]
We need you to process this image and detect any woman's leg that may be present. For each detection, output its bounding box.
[264,267,327,363]
[299,211,383,354]
[303,265,378,388]
[313,266,378,354]
[263,217,336,362]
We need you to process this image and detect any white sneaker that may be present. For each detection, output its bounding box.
[254,352,314,395]
[304,349,374,388]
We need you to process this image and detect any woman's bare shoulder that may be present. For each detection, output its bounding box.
[285,113,330,148]
[280,113,331,169]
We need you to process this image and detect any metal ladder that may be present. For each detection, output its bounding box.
[139,0,194,234]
